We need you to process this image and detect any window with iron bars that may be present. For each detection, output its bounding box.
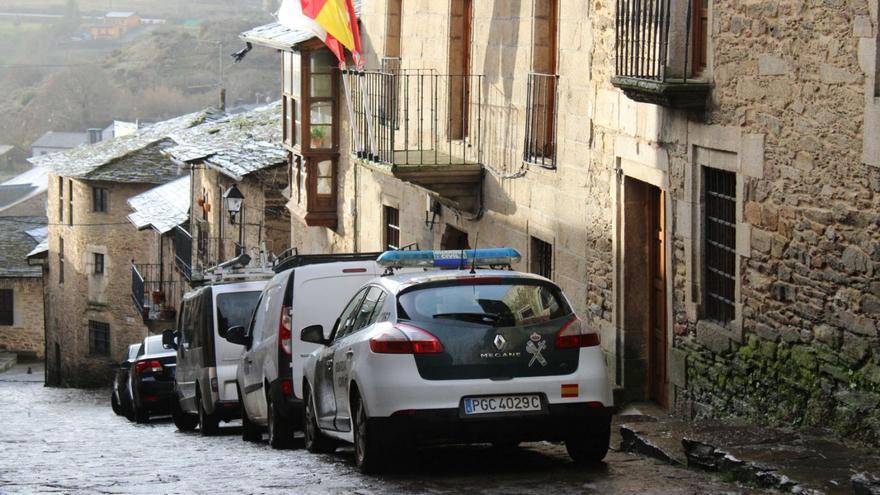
[530,236,553,279]
[524,73,559,167]
[703,167,736,323]
[384,206,400,251]
[88,320,110,356]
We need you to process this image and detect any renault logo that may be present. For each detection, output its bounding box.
[493,334,507,350]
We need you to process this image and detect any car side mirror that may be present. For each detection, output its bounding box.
[120,361,131,370]
[300,324,327,345]
[162,329,178,350]
[225,326,251,348]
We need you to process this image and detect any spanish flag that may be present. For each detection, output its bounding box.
[277,0,362,63]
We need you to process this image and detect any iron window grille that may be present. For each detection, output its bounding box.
[384,206,400,251]
[94,253,104,275]
[531,236,553,279]
[58,238,64,285]
[0,289,13,325]
[703,167,736,323]
[68,180,73,226]
[88,320,110,356]
[92,187,108,213]
[523,72,559,168]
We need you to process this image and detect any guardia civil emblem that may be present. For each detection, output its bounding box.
[526,332,547,367]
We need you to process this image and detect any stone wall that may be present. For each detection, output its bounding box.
[45,175,157,387]
[0,277,44,357]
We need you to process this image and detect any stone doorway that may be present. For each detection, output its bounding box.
[623,177,669,408]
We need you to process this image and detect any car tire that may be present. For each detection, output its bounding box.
[565,423,611,465]
[197,390,219,436]
[303,384,335,454]
[134,405,149,424]
[239,385,262,443]
[352,392,387,474]
[111,392,122,416]
[171,394,198,432]
[267,391,294,449]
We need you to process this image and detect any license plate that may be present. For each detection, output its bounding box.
[463,394,543,415]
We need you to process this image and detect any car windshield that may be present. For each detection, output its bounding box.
[216,291,262,337]
[397,280,571,328]
[144,337,167,355]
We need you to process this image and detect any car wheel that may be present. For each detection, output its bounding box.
[239,385,262,443]
[134,405,149,424]
[111,392,122,416]
[353,392,387,474]
[197,390,219,436]
[565,422,611,465]
[267,391,293,449]
[303,384,335,454]
[171,394,198,432]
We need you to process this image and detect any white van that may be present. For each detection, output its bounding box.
[224,253,393,447]
[164,279,268,435]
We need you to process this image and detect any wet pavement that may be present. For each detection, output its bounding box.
[0,367,759,494]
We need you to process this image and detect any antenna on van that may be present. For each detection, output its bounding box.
[469,233,479,274]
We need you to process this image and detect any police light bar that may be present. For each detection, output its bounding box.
[377,248,522,268]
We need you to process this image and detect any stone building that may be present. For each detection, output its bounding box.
[239,0,880,444]
[30,110,221,387]
[0,217,47,359]
[0,167,49,217]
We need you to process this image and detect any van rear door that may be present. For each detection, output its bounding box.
[212,283,263,403]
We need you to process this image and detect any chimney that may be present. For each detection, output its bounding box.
[88,128,103,144]
[219,87,226,112]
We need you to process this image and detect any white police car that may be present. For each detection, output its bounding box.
[299,248,613,473]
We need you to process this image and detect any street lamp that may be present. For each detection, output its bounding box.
[223,184,244,224]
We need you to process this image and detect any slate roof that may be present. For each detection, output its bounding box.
[0,216,47,278]
[164,102,285,181]
[127,176,191,234]
[29,110,224,184]
[0,145,13,156]
[240,0,361,51]
[0,167,49,213]
[31,131,88,150]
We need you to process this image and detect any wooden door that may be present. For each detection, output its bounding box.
[648,189,668,408]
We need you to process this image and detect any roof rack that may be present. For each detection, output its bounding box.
[272,252,383,273]
[194,253,276,285]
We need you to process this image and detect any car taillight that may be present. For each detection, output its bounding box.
[369,323,443,354]
[135,360,162,375]
[279,305,292,356]
[555,318,600,349]
[280,378,293,396]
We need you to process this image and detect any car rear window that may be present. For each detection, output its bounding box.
[397,280,571,327]
[216,291,262,337]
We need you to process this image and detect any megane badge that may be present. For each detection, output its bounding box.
[494,334,507,350]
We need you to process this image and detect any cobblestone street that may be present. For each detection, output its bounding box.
[0,366,757,494]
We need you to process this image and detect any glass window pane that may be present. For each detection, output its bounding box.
[311,74,332,98]
[291,52,302,97]
[317,178,333,195]
[283,52,292,94]
[317,160,332,178]
[310,125,333,148]
[310,101,333,124]
[310,50,337,73]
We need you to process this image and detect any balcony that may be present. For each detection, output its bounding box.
[131,263,177,323]
[174,226,192,281]
[611,0,711,111]
[344,68,484,213]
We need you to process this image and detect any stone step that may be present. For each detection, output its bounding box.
[620,419,880,495]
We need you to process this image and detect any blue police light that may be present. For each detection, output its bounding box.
[377,248,522,268]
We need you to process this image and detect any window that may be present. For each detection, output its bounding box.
[335,288,369,340]
[215,291,262,339]
[58,238,65,285]
[88,320,110,356]
[93,253,104,275]
[0,289,13,325]
[68,179,73,226]
[92,187,108,212]
[448,0,473,139]
[691,0,709,76]
[282,51,302,148]
[384,206,400,250]
[703,167,736,323]
[352,287,386,332]
[524,0,559,166]
[307,51,337,150]
[530,236,553,279]
[57,177,64,222]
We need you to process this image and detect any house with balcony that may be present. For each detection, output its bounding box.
[30,108,223,387]
[237,0,880,446]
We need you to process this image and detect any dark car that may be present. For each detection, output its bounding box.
[128,335,177,423]
[111,344,141,417]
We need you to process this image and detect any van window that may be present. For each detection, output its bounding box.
[216,291,262,339]
[179,300,193,346]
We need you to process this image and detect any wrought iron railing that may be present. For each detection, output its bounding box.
[131,262,178,321]
[344,68,485,167]
[523,72,559,168]
[615,0,696,82]
[195,236,243,272]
